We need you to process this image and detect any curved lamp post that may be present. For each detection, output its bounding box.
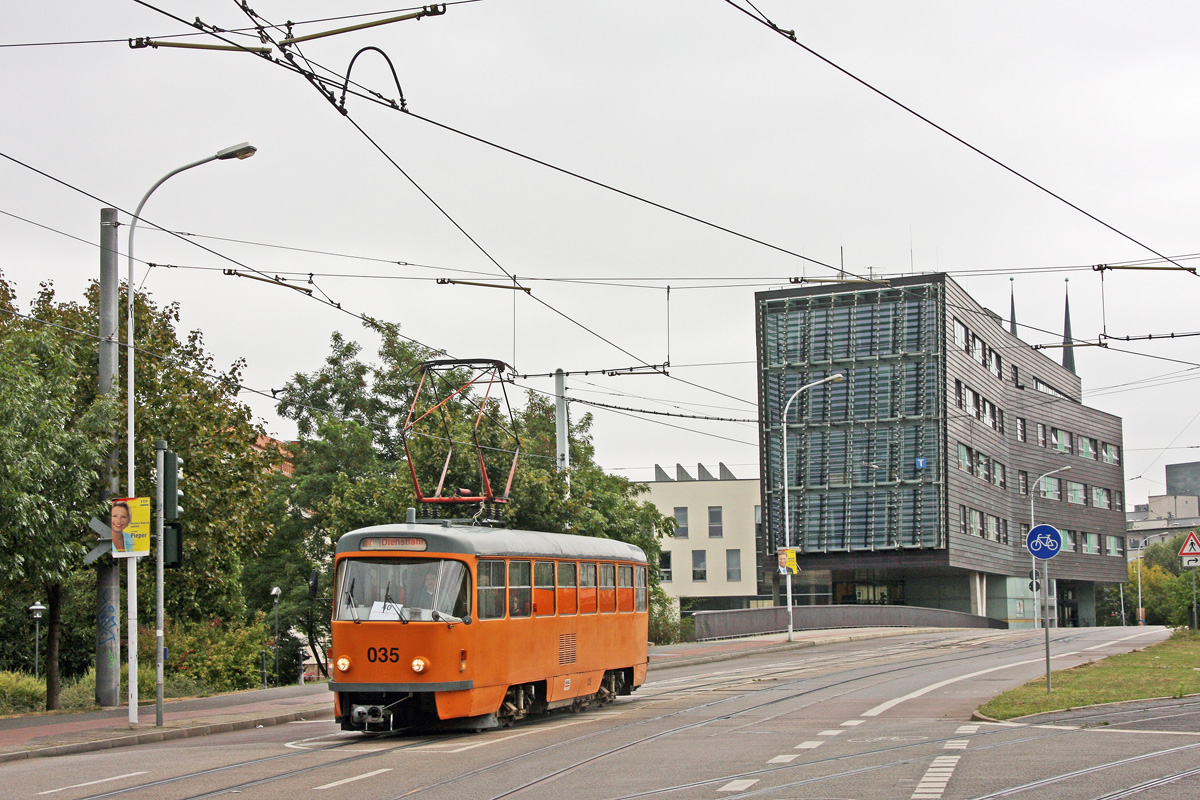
[781,373,844,642]
[29,602,46,679]
[124,142,257,726]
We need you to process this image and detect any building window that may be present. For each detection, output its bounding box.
[1012,364,1020,386]
[1079,437,1097,460]
[954,319,968,350]
[1066,481,1086,505]
[975,451,989,482]
[726,549,741,581]
[1035,378,1070,399]
[708,506,723,538]
[989,349,1002,380]
[958,443,973,474]
[1081,532,1099,554]
[1101,443,1121,465]
[1018,471,1028,495]
[660,552,672,582]
[692,550,707,582]
[1063,530,1077,552]
[972,334,987,368]
[992,462,1006,489]
[1115,490,1124,511]
[1051,428,1073,454]
[1092,487,1112,509]
[986,515,1000,541]
[1105,535,1124,557]
[673,507,688,538]
[1037,423,1047,447]
[1016,417,1026,442]
[1039,476,1062,501]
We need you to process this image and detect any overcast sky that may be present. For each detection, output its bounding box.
[4,2,1200,503]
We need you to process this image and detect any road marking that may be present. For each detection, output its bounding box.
[911,755,960,799]
[314,768,392,790]
[943,739,970,750]
[794,740,824,749]
[718,779,759,792]
[861,652,1079,717]
[38,773,148,795]
[818,729,844,736]
[840,719,865,726]
[768,754,799,763]
[955,725,979,734]
[1083,629,1164,650]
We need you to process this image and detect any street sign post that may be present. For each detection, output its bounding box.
[1182,532,1200,630]
[1026,523,1062,693]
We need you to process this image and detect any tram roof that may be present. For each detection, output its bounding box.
[336,523,648,563]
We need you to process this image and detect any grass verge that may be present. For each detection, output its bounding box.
[978,628,1200,720]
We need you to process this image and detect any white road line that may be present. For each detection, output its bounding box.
[1083,630,1165,650]
[38,773,148,795]
[955,725,979,734]
[861,652,1079,717]
[840,719,865,726]
[818,729,844,736]
[943,739,970,749]
[718,779,759,792]
[313,768,392,790]
[911,755,960,799]
[768,754,799,763]
[794,740,824,749]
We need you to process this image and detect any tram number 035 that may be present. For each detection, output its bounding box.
[367,647,402,663]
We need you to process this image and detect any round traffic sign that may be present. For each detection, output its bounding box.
[1026,524,1063,559]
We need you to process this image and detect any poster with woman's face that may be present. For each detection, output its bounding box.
[111,497,151,558]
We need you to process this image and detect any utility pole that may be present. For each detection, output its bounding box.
[554,369,570,478]
[96,208,121,707]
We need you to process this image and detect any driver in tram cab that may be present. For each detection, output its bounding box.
[412,570,438,609]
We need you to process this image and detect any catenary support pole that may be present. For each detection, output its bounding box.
[96,209,121,707]
[155,440,166,726]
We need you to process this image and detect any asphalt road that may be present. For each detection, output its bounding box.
[5,626,1195,800]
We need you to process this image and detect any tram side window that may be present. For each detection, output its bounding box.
[557,562,578,614]
[617,564,634,612]
[635,565,648,612]
[478,559,507,620]
[534,561,555,616]
[509,560,532,618]
[599,563,617,613]
[579,562,598,614]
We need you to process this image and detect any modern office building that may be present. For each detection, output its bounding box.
[756,273,1127,627]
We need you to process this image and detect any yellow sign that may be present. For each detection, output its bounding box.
[776,547,799,575]
[110,497,151,558]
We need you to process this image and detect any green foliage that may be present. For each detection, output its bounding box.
[0,671,45,714]
[147,616,273,694]
[648,587,692,644]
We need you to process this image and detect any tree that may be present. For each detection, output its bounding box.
[0,280,117,707]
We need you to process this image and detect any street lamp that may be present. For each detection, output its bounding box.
[123,142,257,725]
[1030,465,1070,629]
[781,373,844,642]
[29,602,46,679]
[271,586,282,688]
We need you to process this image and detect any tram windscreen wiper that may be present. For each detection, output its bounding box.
[345,578,361,624]
[384,581,408,624]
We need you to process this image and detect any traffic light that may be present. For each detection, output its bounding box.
[164,522,183,569]
[163,450,184,521]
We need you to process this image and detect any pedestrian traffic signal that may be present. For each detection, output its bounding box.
[163,450,183,521]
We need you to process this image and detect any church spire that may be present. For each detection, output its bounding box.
[1062,278,1076,374]
[1009,277,1018,336]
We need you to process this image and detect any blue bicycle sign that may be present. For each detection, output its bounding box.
[1026,524,1063,559]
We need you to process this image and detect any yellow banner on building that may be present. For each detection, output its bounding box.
[776,547,799,575]
[110,497,151,558]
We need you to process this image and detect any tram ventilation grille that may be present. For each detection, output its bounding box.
[559,633,577,665]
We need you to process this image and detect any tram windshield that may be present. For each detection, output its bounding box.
[335,558,471,622]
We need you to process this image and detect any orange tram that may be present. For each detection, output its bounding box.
[329,521,650,732]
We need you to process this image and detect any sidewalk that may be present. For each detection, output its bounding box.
[0,627,934,762]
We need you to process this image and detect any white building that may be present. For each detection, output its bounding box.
[642,464,764,613]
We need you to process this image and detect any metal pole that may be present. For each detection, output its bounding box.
[1137,538,1144,625]
[97,208,121,708]
[1044,560,1052,691]
[554,369,570,477]
[1119,583,1126,626]
[154,440,166,726]
[1192,569,1197,631]
[274,599,280,688]
[1030,466,1070,630]
[1030,490,1037,629]
[780,374,843,642]
[34,618,39,680]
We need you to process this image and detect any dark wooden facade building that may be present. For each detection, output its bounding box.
[756,273,1126,627]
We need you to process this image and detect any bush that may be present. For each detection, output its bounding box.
[0,671,45,714]
[152,615,272,693]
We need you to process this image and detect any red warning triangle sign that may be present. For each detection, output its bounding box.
[1179,531,1200,557]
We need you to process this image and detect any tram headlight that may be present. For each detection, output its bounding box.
[336,655,352,673]
[411,657,430,674]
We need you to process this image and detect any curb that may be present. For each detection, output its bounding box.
[0,706,332,764]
